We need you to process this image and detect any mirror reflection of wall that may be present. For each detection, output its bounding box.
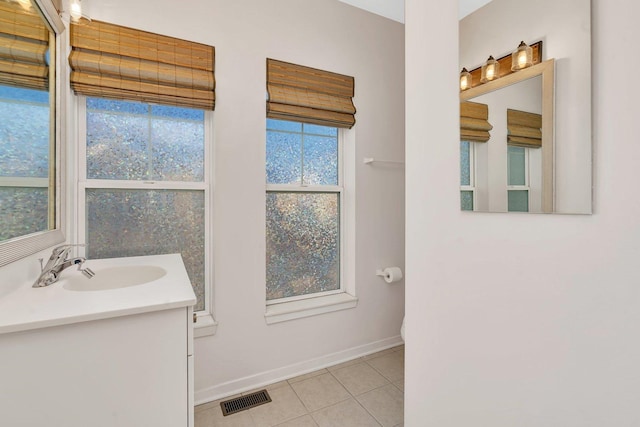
[459,0,591,214]
[0,0,55,240]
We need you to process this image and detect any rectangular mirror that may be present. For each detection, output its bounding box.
[0,0,65,266]
[459,0,591,214]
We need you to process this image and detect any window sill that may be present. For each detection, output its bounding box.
[264,293,358,325]
[194,312,218,338]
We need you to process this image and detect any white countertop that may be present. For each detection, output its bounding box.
[0,254,196,335]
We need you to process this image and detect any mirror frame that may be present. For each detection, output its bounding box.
[460,58,555,213]
[0,0,66,267]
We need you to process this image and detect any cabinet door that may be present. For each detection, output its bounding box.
[0,308,188,427]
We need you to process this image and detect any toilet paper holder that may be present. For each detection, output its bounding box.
[375,267,403,283]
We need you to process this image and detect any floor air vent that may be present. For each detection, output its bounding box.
[220,389,272,416]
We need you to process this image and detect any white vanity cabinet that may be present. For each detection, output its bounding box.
[0,254,196,427]
[0,306,194,427]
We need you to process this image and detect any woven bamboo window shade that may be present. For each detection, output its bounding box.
[460,101,492,142]
[0,1,50,90]
[69,20,215,110]
[507,109,542,148]
[266,58,356,128]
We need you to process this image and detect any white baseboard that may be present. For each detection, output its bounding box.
[194,335,404,405]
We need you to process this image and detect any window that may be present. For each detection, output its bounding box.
[266,119,342,303]
[78,97,211,313]
[507,145,529,212]
[460,141,475,211]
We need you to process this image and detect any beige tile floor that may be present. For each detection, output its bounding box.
[195,345,404,427]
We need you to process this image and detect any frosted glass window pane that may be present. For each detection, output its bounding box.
[86,189,205,311]
[266,131,302,184]
[266,192,340,300]
[460,141,470,186]
[86,112,149,180]
[151,104,204,121]
[0,91,49,178]
[86,98,204,182]
[508,146,526,185]
[461,191,473,211]
[266,119,339,186]
[508,190,529,212]
[151,118,204,181]
[0,85,49,103]
[267,119,302,133]
[0,187,48,241]
[303,123,338,137]
[87,97,148,114]
[303,135,338,185]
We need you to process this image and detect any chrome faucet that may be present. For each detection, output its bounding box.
[32,244,95,288]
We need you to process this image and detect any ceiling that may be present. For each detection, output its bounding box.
[337,0,494,23]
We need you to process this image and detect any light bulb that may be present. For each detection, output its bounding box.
[460,68,472,91]
[511,41,533,71]
[70,0,82,22]
[480,56,500,83]
[518,51,527,67]
[486,66,495,80]
[460,75,468,90]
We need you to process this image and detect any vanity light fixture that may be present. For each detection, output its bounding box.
[480,56,500,83]
[511,41,533,71]
[460,68,472,91]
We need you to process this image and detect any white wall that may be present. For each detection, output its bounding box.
[460,0,591,214]
[406,0,640,425]
[36,0,403,402]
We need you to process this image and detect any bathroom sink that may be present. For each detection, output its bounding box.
[61,265,167,291]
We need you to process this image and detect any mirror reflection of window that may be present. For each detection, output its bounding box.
[0,85,50,240]
[460,140,475,211]
[507,146,529,212]
[0,0,54,241]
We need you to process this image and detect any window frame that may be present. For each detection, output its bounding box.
[75,96,216,336]
[265,121,345,305]
[264,121,357,323]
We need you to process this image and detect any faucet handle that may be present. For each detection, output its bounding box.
[51,244,86,258]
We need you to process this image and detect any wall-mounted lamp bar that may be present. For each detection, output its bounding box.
[460,41,542,91]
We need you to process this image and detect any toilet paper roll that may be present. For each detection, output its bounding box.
[383,267,403,284]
